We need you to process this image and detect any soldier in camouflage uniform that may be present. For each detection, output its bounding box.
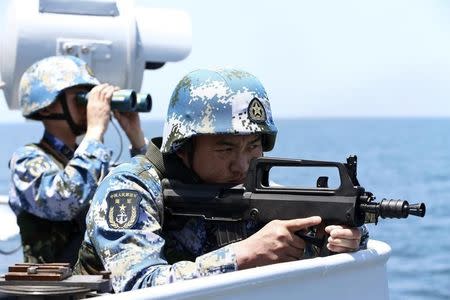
[75,68,366,292]
[8,55,148,266]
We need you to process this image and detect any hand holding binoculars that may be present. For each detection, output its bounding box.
[76,89,152,112]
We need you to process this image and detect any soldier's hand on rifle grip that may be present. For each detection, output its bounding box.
[233,216,322,270]
[324,225,362,253]
[295,223,330,254]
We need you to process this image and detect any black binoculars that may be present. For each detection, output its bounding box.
[76,89,152,112]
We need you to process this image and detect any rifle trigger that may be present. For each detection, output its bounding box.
[295,231,325,248]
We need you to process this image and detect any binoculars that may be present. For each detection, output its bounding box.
[76,89,152,112]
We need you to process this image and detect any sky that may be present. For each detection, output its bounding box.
[1,0,450,122]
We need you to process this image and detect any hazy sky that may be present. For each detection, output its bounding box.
[1,0,450,121]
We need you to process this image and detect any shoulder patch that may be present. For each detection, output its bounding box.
[25,156,52,177]
[106,190,141,229]
[248,98,267,123]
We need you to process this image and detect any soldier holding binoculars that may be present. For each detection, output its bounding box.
[8,55,148,266]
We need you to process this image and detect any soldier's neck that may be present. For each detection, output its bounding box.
[43,122,77,150]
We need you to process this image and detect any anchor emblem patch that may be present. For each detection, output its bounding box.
[106,190,140,229]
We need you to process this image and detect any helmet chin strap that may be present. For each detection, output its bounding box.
[37,93,86,136]
[58,94,86,136]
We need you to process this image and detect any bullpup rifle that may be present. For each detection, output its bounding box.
[162,156,426,252]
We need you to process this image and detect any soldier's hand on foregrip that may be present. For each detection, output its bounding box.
[324,225,362,253]
[85,84,116,141]
[233,216,322,270]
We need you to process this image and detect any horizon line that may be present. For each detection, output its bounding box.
[1,115,449,124]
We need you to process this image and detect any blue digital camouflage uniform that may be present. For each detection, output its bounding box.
[9,136,111,220]
[81,68,277,292]
[9,133,112,264]
[8,55,110,264]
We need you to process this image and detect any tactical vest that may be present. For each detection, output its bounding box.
[16,139,88,267]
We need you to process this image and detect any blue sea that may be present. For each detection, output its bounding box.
[0,118,448,299]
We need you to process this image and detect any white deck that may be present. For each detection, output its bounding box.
[101,240,391,300]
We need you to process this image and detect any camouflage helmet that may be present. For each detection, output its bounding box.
[161,68,278,153]
[19,55,100,118]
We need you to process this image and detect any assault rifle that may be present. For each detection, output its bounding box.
[162,156,426,251]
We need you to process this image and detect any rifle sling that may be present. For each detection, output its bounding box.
[144,137,167,179]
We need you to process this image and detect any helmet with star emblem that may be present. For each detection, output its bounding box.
[19,55,100,119]
[161,68,278,153]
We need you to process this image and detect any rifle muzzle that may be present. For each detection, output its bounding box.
[361,199,426,219]
[407,202,426,217]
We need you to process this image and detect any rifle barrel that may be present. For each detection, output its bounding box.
[360,199,426,219]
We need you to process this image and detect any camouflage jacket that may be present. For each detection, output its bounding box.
[9,132,112,264]
[81,142,240,292]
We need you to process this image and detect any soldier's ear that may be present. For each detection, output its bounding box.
[175,148,190,168]
[175,138,195,168]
